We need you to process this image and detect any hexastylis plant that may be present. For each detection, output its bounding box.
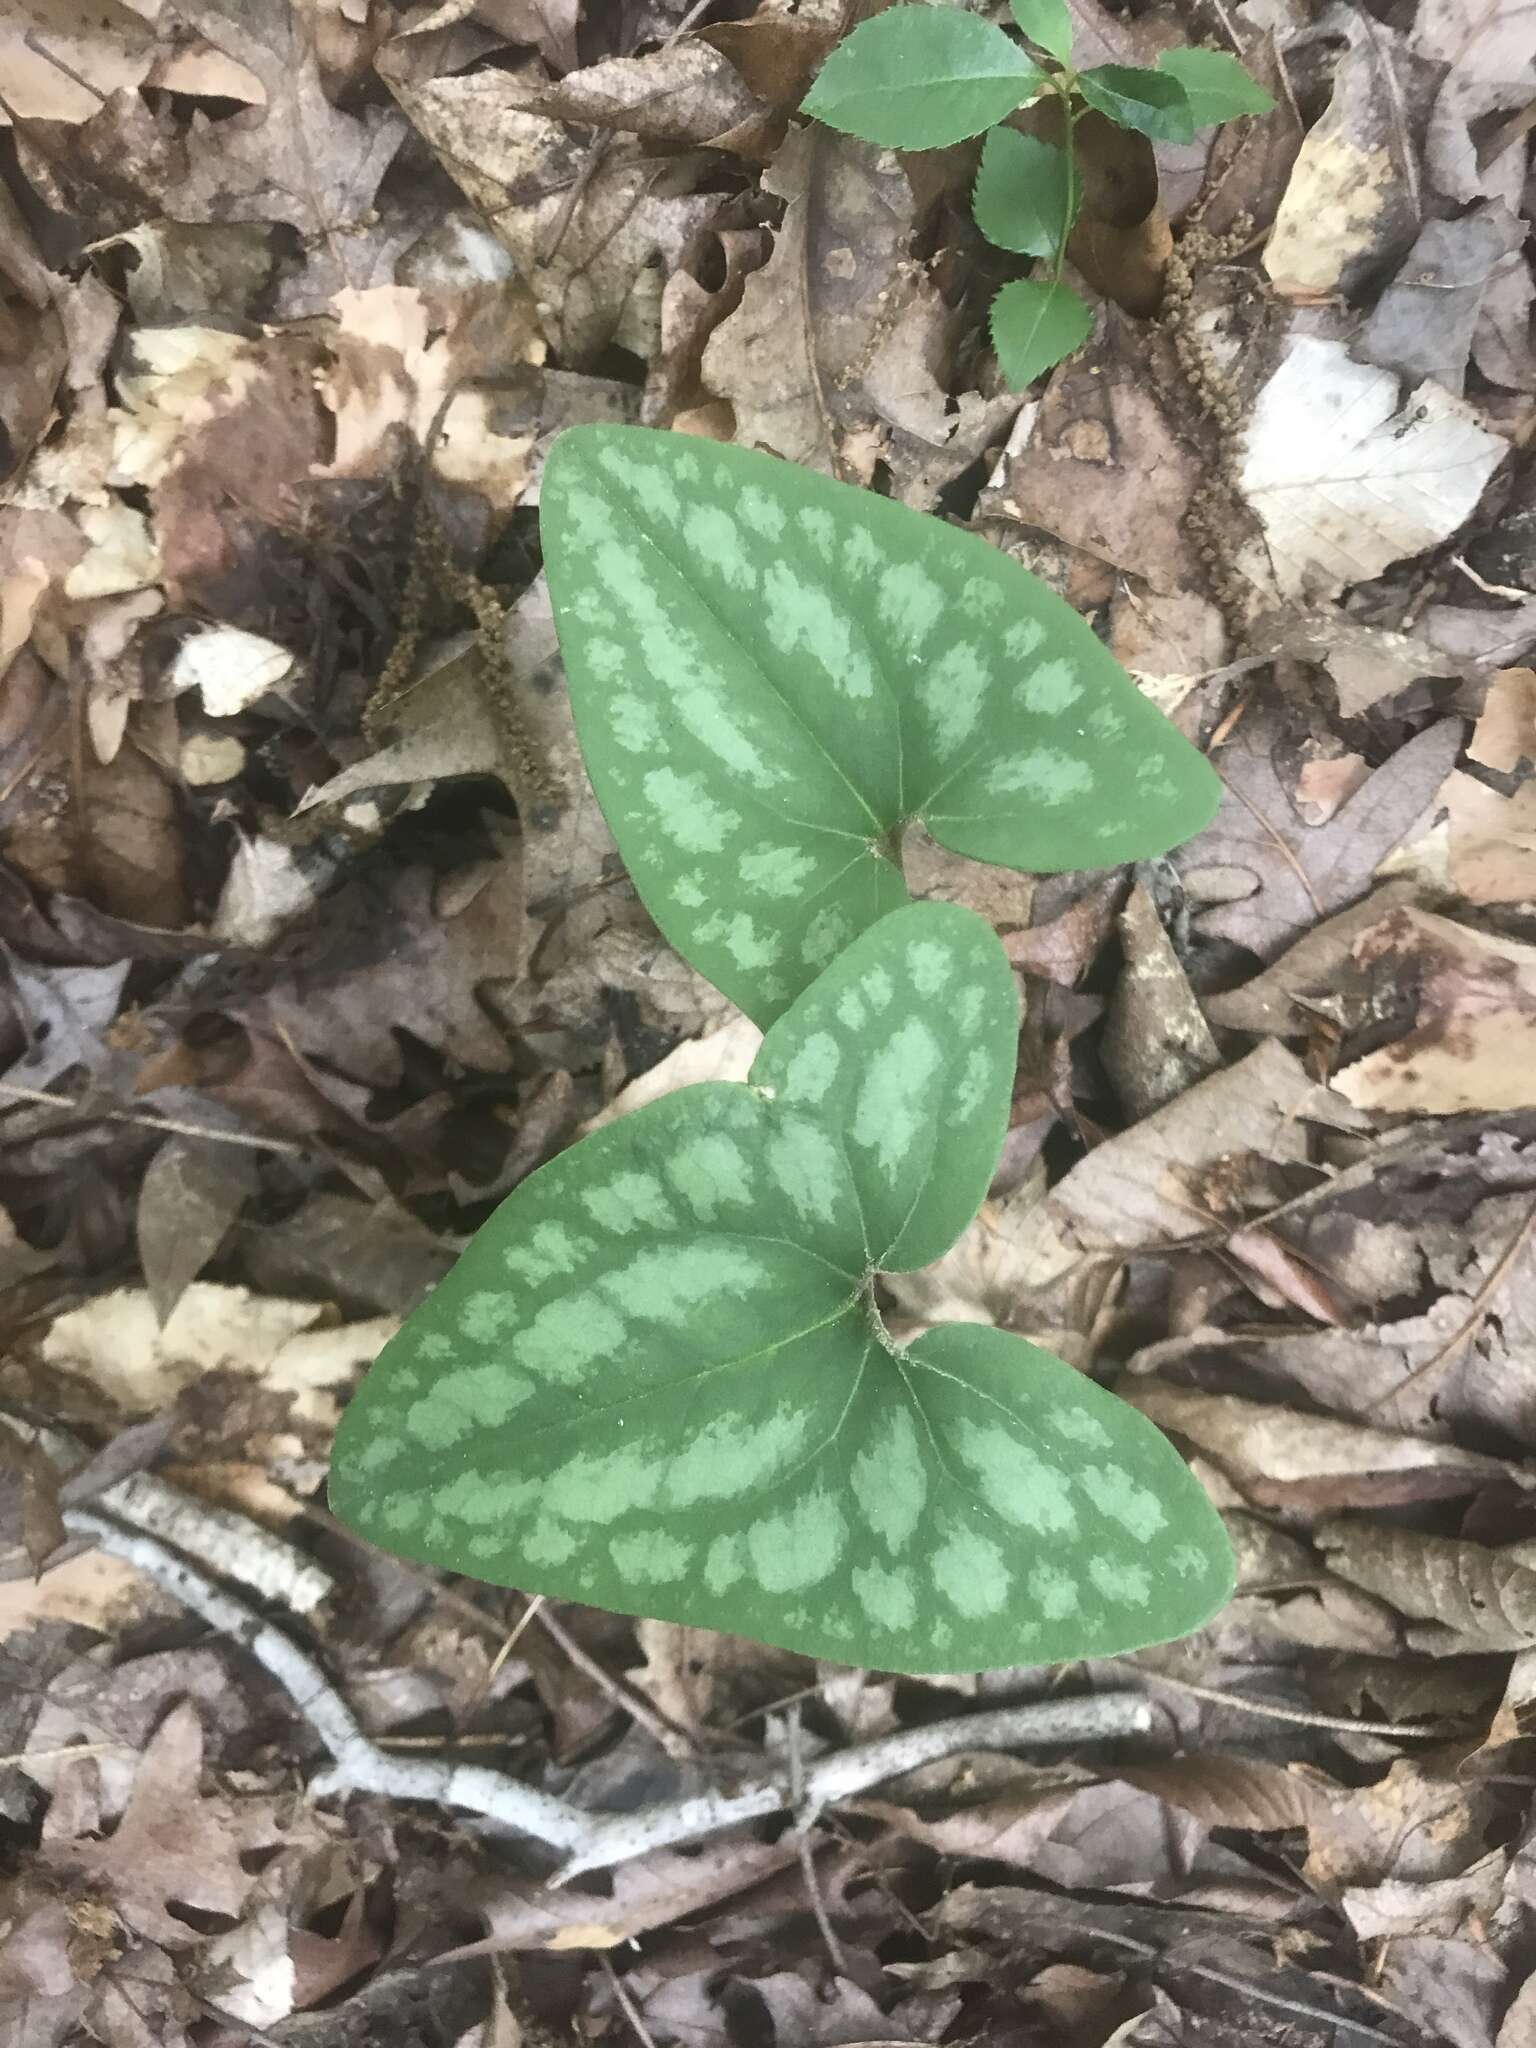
[329,425,1234,1673]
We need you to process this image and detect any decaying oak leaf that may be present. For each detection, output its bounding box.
[1176,709,1461,960]
[1334,908,1536,1114]
[39,1701,275,1945]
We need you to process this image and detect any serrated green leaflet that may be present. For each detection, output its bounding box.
[801,5,1043,149]
[1009,0,1073,64]
[1077,63,1196,143]
[973,129,1078,259]
[330,906,1232,1672]
[1156,47,1274,125]
[754,904,1019,1271]
[989,275,1093,390]
[541,426,1219,1024]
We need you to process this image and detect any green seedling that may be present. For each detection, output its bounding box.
[802,0,1273,389]
[330,424,1235,1673]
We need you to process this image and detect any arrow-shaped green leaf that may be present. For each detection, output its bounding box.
[330,906,1232,1673]
[541,426,1219,1025]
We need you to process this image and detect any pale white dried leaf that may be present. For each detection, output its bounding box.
[41,1283,395,1418]
[1239,337,1507,601]
[169,625,294,716]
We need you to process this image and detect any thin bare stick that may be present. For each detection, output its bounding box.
[56,1502,1155,1875]
[64,1507,592,1851]
[552,1693,1154,1881]
[600,1958,663,2048]
[788,1705,847,1975]
[0,1081,305,1156]
[1123,1664,1448,1739]
[16,1415,335,1616]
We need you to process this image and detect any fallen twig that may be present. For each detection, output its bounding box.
[60,1504,1152,1877]
[18,1415,335,1615]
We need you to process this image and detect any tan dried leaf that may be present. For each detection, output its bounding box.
[1317,1519,1536,1653]
[1047,1040,1344,1251]
[40,1701,272,1945]
[1444,768,1536,904]
[1469,669,1536,772]
[1335,908,1536,1114]
[1120,1382,1521,1510]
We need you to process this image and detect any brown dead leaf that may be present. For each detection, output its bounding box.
[40,1700,273,1945]
[980,309,1200,595]
[1177,709,1462,961]
[701,125,1016,505]
[488,41,771,154]
[449,1837,799,1954]
[1265,15,1427,300]
[246,850,526,1087]
[394,65,717,366]
[135,1137,258,1327]
[1048,1040,1349,1252]
[1203,878,1420,1035]
[1303,1754,1496,1890]
[1335,909,1536,1114]
[1317,1519,1536,1654]
[1119,1382,1523,1511]
[1102,883,1221,1121]
[1469,670,1536,773]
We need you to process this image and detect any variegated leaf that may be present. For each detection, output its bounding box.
[541,426,1218,1023]
[330,907,1231,1671]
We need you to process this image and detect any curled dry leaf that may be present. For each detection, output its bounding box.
[1317,1519,1536,1654]
[136,1136,258,1327]
[1101,882,1220,1121]
[1264,18,1425,300]
[1119,1382,1523,1511]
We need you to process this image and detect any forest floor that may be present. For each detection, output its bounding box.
[3,2,1536,2044]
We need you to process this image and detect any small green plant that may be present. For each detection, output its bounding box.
[801,0,1273,389]
[329,425,1234,1673]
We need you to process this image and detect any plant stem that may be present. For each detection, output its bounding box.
[1053,82,1080,288]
